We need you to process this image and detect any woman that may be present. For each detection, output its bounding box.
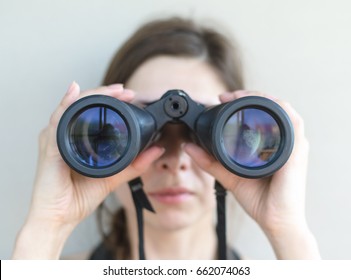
[12,17,320,259]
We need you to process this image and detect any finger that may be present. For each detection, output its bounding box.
[104,146,166,191]
[48,82,135,143]
[79,84,134,102]
[131,146,166,172]
[222,90,305,138]
[234,91,304,134]
[237,90,280,103]
[276,101,305,138]
[219,90,276,103]
[230,91,308,169]
[50,83,135,128]
[218,90,247,103]
[219,92,234,103]
[232,92,307,162]
[183,143,240,188]
[49,81,81,128]
[80,83,124,97]
[41,82,81,159]
[184,143,216,171]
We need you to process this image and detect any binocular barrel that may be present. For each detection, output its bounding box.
[57,90,294,178]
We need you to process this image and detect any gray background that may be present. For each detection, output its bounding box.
[1,0,350,259]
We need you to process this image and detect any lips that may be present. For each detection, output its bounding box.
[147,187,194,204]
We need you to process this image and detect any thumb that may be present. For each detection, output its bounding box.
[184,143,240,190]
[103,146,165,192]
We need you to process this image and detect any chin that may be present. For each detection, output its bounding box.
[144,209,197,231]
[144,207,212,232]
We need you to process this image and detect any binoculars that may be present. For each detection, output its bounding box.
[57,90,294,178]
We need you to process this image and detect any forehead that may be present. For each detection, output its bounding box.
[125,56,227,106]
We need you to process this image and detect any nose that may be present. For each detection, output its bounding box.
[154,124,192,173]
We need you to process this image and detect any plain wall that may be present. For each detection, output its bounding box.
[1,0,350,259]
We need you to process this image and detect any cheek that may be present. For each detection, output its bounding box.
[193,161,215,187]
[195,169,217,208]
[114,183,135,212]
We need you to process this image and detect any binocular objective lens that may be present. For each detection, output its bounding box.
[222,108,281,168]
[69,106,129,168]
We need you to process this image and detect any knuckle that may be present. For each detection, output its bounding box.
[38,127,49,148]
[39,127,48,140]
[49,106,63,127]
[49,113,56,127]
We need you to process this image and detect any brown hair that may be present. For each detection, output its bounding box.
[99,16,245,259]
[103,17,244,90]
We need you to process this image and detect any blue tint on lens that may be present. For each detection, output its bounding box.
[222,109,281,168]
[69,106,129,167]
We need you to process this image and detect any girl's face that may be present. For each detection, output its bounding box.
[114,55,228,231]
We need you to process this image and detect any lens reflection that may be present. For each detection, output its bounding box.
[69,106,129,167]
[223,109,281,167]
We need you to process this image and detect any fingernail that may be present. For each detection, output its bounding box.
[221,92,232,98]
[107,83,124,90]
[66,81,77,96]
[233,90,249,98]
[219,92,234,103]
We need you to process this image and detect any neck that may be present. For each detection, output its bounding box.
[126,210,217,260]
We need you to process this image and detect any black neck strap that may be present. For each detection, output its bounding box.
[128,177,154,260]
[215,180,227,260]
[128,177,227,260]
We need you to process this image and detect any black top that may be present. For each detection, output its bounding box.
[89,242,241,260]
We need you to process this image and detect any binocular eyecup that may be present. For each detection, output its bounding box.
[57,90,294,179]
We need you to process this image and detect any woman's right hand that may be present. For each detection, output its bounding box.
[12,82,164,259]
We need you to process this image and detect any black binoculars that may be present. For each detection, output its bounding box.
[57,90,294,178]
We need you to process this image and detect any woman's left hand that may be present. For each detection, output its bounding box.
[185,90,320,259]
